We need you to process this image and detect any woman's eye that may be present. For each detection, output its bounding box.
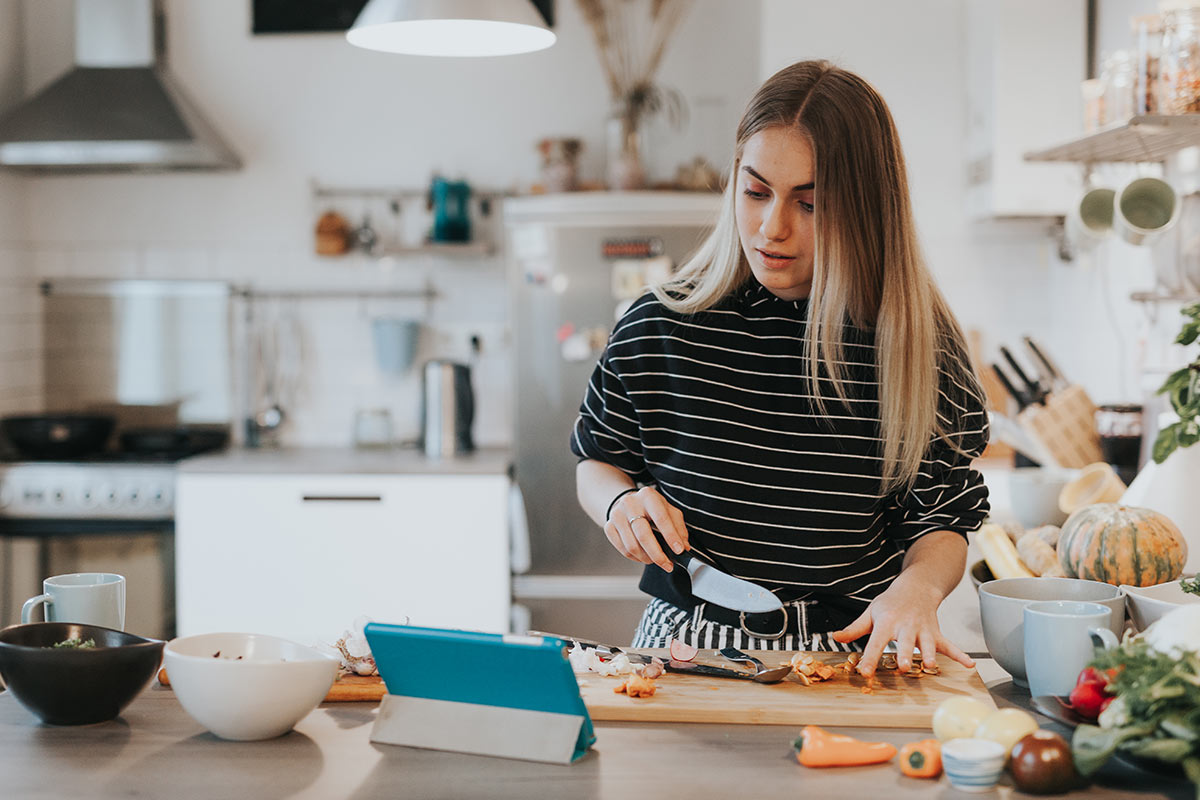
[798,200,814,213]
[742,188,768,200]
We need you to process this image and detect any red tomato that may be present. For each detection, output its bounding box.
[1068,680,1108,720]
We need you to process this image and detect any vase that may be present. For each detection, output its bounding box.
[606,111,647,190]
[1120,443,1200,574]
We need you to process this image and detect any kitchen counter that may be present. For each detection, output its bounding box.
[0,675,1190,800]
[178,445,512,476]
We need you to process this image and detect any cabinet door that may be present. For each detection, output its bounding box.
[176,473,510,643]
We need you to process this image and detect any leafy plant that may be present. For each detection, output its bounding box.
[1182,575,1200,596]
[1152,301,1200,464]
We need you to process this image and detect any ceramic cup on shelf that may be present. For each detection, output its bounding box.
[1113,176,1180,246]
[1023,600,1120,697]
[21,573,126,631]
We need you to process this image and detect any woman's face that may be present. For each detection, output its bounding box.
[735,126,816,301]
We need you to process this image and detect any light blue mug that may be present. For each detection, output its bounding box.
[1023,600,1119,697]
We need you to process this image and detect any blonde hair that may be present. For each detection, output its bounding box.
[653,60,979,493]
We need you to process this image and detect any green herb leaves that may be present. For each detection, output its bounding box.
[1153,302,1200,464]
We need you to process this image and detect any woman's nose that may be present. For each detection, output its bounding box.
[760,201,790,241]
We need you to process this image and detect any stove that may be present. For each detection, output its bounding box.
[0,461,177,520]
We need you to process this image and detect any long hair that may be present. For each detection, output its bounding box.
[652,59,979,493]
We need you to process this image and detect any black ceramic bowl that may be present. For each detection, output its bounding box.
[970,559,996,590]
[0,623,163,725]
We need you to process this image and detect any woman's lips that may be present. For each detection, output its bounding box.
[756,248,795,268]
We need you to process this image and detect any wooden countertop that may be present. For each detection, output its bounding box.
[178,445,512,476]
[0,677,1191,799]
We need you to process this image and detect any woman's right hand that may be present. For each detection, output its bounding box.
[604,486,690,572]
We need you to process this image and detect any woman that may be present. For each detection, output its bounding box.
[570,60,989,677]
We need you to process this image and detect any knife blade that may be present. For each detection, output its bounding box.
[1023,336,1068,392]
[651,529,783,613]
[991,362,1030,410]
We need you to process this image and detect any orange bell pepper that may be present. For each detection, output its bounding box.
[898,738,942,778]
[792,725,897,767]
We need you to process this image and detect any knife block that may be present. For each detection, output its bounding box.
[1017,384,1104,468]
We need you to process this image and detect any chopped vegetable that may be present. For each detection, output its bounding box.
[898,739,942,778]
[613,674,657,698]
[792,725,896,767]
[1182,575,1200,596]
[669,639,698,662]
[50,637,95,649]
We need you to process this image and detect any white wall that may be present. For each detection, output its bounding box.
[10,0,760,447]
[758,0,1170,408]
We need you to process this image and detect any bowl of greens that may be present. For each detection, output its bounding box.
[0,622,164,725]
[1120,576,1200,632]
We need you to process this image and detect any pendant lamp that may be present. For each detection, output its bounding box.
[346,0,556,57]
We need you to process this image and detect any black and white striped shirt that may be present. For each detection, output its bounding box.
[571,280,990,619]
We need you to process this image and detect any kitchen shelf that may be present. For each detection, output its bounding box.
[1025,115,1200,164]
[232,286,438,301]
[1131,289,1200,304]
[381,241,495,258]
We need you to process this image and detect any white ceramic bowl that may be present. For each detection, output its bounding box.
[1121,578,1200,631]
[164,632,338,741]
[942,738,1007,792]
[978,577,1124,686]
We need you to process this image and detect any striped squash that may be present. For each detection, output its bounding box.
[1057,504,1188,587]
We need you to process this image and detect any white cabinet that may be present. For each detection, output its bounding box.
[176,472,510,644]
[965,0,1086,218]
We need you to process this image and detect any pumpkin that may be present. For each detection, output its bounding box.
[1057,504,1188,587]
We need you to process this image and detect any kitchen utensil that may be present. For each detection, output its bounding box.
[1058,461,1126,514]
[1065,185,1116,252]
[941,738,1007,793]
[1095,403,1143,485]
[0,622,163,725]
[21,572,125,630]
[1114,176,1180,246]
[718,647,793,683]
[978,577,1124,686]
[1120,579,1200,631]
[988,411,1059,467]
[1017,384,1104,468]
[991,363,1030,410]
[421,359,475,457]
[430,176,472,243]
[371,317,421,374]
[1,414,115,459]
[577,647,995,727]
[164,632,338,741]
[650,529,783,613]
[547,633,758,680]
[1007,467,1072,528]
[1023,600,1119,697]
[119,424,230,457]
[1000,345,1047,406]
[353,408,394,449]
[1023,337,1068,392]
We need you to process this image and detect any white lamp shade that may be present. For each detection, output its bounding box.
[347,0,556,57]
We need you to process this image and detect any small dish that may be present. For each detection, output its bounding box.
[941,738,1007,792]
[1120,579,1200,632]
[1031,695,1186,779]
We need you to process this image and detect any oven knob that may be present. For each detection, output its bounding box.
[150,486,170,507]
[81,487,99,508]
[23,488,44,505]
[0,485,11,508]
[127,487,145,507]
[51,488,67,506]
[104,487,120,508]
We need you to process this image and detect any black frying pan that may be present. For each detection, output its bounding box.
[1,415,116,459]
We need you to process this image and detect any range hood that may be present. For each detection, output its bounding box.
[0,0,240,173]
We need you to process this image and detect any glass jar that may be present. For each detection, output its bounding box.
[1100,50,1136,124]
[606,107,648,191]
[1132,14,1163,114]
[1158,6,1200,114]
[1081,79,1106,132]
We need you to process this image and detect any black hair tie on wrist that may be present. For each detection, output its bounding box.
[605,487,638,522]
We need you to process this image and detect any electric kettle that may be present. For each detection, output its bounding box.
[421,360,474,457]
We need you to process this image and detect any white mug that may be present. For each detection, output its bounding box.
[1114,176,1179,246]
[1023,600,1119,697]
[21,572,126,630]
[1066,186,1115,252]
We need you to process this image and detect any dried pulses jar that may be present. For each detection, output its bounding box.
[1132,14,1163,114]
[1158,5,1200,114]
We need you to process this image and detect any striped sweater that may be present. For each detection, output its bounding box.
[571,279,990,618]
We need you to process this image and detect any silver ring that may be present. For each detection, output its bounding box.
[627,514,649,525]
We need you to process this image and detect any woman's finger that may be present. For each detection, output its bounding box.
[937,635,976,669]
[629,515,673,571]
[640,492,687,555]
[917,630,938,673]
[608,519,652,564]
[856,624,889,678]
[894,630,917,673]
[831,608,872,643]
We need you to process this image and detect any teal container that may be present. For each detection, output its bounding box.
[431,177,472,243]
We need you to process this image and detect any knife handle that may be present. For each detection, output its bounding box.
[651,526,692,568]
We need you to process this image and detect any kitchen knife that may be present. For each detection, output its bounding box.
[991,362,1030,410]
[999,345,1047,406]
[651,529,783,614]
[1023,336,1069,392]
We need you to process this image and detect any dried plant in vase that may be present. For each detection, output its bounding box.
[576,0,695,189]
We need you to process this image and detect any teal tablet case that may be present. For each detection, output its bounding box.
[364,622,596,762]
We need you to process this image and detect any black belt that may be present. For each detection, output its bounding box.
[695,599,845,640]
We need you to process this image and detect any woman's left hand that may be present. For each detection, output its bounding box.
[830,572,974,677]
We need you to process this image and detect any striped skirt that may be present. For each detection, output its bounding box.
[631,597,865,652]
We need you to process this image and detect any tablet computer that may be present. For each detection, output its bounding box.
[364,623,595,761]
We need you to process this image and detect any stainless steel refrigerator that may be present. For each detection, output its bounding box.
[504,192,719,643]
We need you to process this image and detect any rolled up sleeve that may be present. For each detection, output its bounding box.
[887,357,991,546]
[570,346,653,484]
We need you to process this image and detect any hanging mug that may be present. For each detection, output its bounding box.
[1066,185,1116,251]
[1113,176,1180,246]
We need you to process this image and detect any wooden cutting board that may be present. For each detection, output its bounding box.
[579,650,995,728]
